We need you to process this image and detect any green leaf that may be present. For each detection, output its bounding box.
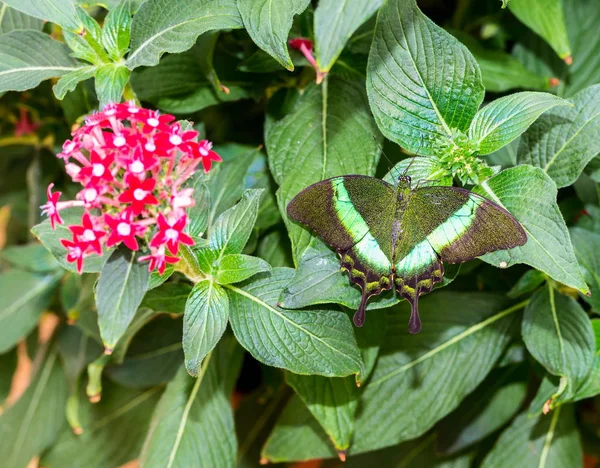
[286,373,358,452]
[209,188,263,258]
[0,243,60,272]
[475,166,588,294]
[139,339,242,468]
[183,279,228,377]
[0,348,16,405]
[147,264,174,289]
[469,92,567,155]
[507,269,546,298]
[482,405,581,468]
[215,254,271,284]
[509,0,571,61]
[437,365,528,454]
[266,76,380,258]
[32,207,111,273]
[571,227,600,311]
[237,0,310,70]
[41,384,162,468]
[53,66,97,100]
[126,0,243,69]
[572,319,600,401]
[1,0,81,31]
[0,269,60,353]
[522,285,595,406]
[517,84,600,188]
[0,348,68,468]
[382,156,453,187]
[101,0,132,60]
[314,0,383,72]
[0,30,82,93]
[141,282,192,315]
[186,183,210,238]
[227,268,364,377]
[95,63,130,107]
[96,246,149,351]
[349,293,520,454]
[366,0,484,155]
[257,231,293,268]
[0,3,43,33]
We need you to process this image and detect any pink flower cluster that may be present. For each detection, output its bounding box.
[41,102,221,274]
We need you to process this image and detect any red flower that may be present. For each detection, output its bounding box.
[141,111,175,133]
[60,237,86,273]
[150,214,194,254]
[105,212,146,250]
[68,213,105,255]
[118,174,159,215]
[155,123,198,153]
[57,139,80,161]
[41,184,63,229]
[78,151,114,186]
[120,146,158,175]
[288,38,313,52]
[192,140,222,172]
[139,246,179,275]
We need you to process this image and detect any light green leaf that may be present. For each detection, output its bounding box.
[286,373,358,452]
[482,406,581,468]
[522,285,595,406]
[0,269,61,353]
[53,66,97,100]
[0,3,43,33]
[469,92,567,155]
[215,254,271,285]
[509,0,571,61]
[227,268,364,377]
[366,0,484,155]
[183,280,228,377]
[0,348,68,468]
[237,0,310,70]
[102,0,132,60]
[571,227,600,311]
[266,76,380,259]
[475,166,588,294]
[139,339,242,468]
[382,157,453,187]
[1,0,81,30]
[95,63,130,107]
[126,0,243,69]
[314,0,383,72]
[517,84,600,188]
[0,243,60,272]
[0,30,82,93]
[96,246,149,351]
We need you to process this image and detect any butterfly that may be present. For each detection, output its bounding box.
[287,174,527,333]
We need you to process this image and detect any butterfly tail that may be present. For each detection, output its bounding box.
[408,297,422,334]
[353,292,369,327]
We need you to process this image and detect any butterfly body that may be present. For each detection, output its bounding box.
[287,175,527,333]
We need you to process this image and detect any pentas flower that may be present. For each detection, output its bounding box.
[42,102,222,273]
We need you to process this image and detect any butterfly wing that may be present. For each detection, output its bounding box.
[394,186,526,333]
[287,176,398,326]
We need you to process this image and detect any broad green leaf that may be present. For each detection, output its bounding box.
[139,338,242,468]
[286,373,358,452]
[0,3,43,33]
[469,92,567,155]
[237,0,310,70]
[571,227,600,311]
[215,254,271,284]
[41,384,162,468]
[186,182,210,238]
[437,366,528,454]
[32,207,110,273]
[209,188,263,258]
[1,0,81,30]
[257,231,293,268]
[96,246,149,351]
[0,30,83,93]
[475,166,588,294]
[382,157,453,187]
[147,264,174,289]
[509,0,571,61]
[183,280,228,377]
[517,84,600,188]
[110,307,157,363]
[0,243,60,272]
[0,348,16,405]
[101,0,132,60]
[141,282,192,315]
[52,66,96,100]
[58,326,103,390]
[572,319,600,400]
[266,77,380,259]
[366,0,484,155]
[0,269,60,353]
[106,315,183,388]
[522,285,595,406]
[350,292,519,454]
[314,0,383,72]
[0,348,68,468]
[95,63,130,107]
[507,269,546,298]
[227,268,364,377]
[482,406,581,468]
[126,0,243,69]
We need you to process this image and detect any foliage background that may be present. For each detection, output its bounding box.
[1,0,600,466]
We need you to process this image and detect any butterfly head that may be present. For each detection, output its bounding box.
[398,174,412,188]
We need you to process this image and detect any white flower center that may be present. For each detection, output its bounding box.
[130,160,145,174]
[92,163,105,177]
[82,229,96,241]
[105,108,116,116]
[147,117,159,127]
[128,105,139,114]
[84,188,98,202]
[165,228,179,240]
[199,147,208,156]
[145,142,156,151]
[64,141,76,153]
[169,135,183,145]
[113,135,126,147]
[117,222,131,236]
[134,188,147,201]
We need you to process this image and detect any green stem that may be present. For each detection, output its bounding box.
[123,81,139,104]
[177,245,206,283]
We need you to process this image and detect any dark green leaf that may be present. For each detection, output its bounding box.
[141,282,192,315]
[507,269,546,298]
[573,319,600,400]
[257,231,293,268]
[0,348,17,405]
[570,227,600,311]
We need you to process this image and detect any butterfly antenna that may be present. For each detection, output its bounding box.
[372,135,403,181]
